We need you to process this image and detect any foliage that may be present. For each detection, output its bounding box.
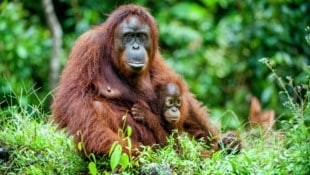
[151,0,310,124]
[0,91,87,174]
[75,113,140,174]
[0,1,52,109]
[137,130,309,174]
[108,115,134,172]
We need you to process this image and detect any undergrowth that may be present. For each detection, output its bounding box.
[0,101,87,174]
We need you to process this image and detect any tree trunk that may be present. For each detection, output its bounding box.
[42,0,63,90]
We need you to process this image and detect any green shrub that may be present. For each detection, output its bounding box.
[0,2,51,108]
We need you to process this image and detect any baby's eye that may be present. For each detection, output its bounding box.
[165,98,174,107]
[176,99,181,106]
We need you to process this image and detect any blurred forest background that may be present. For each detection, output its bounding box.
[0,0,309,130]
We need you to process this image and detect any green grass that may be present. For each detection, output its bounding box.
[139,126,310,175]
[0,104,87,174]
[0,97,309,174]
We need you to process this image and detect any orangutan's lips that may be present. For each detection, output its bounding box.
[128,62,145,71]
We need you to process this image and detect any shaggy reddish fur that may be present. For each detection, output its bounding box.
[52,5,223,156]
[131,75,191,146]
[151,60,220,149]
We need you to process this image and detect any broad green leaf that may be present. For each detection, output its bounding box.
[88,162,98,175]
[120,153,129,170]
[110,144,122,170]
[109,142,118,157]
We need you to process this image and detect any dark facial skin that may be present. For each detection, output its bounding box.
[115,16,151,73]
[162,83,182,123]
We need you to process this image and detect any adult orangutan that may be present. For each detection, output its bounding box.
[51,4,240,156]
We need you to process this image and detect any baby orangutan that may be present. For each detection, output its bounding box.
[131,82,185,145]
[132,81,242,155]
[159,82,182,125]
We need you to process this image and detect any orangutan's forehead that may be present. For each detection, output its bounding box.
[118,16,150,32]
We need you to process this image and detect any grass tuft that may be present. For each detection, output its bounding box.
[0,95,87,174]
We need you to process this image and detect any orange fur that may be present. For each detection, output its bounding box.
[52,5,238,156]
[249,97,275,132]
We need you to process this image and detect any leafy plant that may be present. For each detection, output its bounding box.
[260,57,309,122]
[77,113,139,174]
[108,113,135,173]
